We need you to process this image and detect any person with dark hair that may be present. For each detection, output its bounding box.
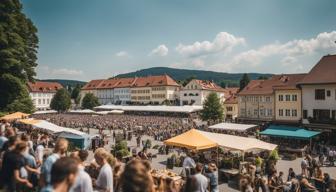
[0,142,33,191]
[184,176,198,192]
[41,157,79,192]
[120,159,155,192]
[192,163,208,192]
[70,150,93,192]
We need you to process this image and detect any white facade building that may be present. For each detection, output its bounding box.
[298,55,336,124]
[179,79,235,106]
[28,81,63,111]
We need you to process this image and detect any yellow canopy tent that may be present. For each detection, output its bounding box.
[0,112,30,121]
[164,129,218,150]
[19,119,41,125]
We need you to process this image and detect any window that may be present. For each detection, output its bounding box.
[279,109,283,116]
[285,109,290,116]
[38,99,41,105]
[285,95,290,101]
[184,93,187,96]
[265,97,271,102]
[278,95,283,101]
[254,109,258,116]
[315,89,325,100]
[292,95,297,101]
[240,108,246,116]
[327,90,331,97]
[227,107,233,111]
[303,110,308,119]
[292,109,297,117]
[260,109,265,116]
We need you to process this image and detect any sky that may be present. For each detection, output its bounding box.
[21,0,336,81]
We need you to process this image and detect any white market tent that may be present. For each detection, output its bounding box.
[33,110,57,115]
[19,119,91,149]
[165,129,277,152]
[68,109,97,114]
[95,105,203,113]
[95,110,124,115]
[198,130,277,152]
[208,122,257,132]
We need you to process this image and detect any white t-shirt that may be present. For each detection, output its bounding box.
[183,156,196,168]
[193,173,209,192]
[71,165,93,192]
[96,163,113,192]
[35,145,44,163]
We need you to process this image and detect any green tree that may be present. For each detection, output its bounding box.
[239,73,250,90]
[200,92,224,123]
[0,74,34,113]
[71,84,81,99]
[81,93,99,109]
[0,0,39,113]
[50,88,71,112]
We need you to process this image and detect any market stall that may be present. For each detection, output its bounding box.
[260,125,320,157]
[208,122,257,133]
[1,112,30,121]
[54,128,91,150]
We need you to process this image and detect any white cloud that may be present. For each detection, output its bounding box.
[115,51,129,57]
[36,65,84,79]
[232,31,336,67]
[176,32,245,57]
[149,44,169,56]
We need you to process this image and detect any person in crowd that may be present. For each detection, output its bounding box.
[120,158,155,192]
[191,163,208,192]
[182,151,196,177]
[0,142,33,191]
[301,157,308,177]
[41,157,79,192]
[268,169,281,192]
[287,168,296,181]
[41,138,69,186]
[300,178,318,192]
[70,150,93,192]
[93,148,113,192]
[35,135,47,166]
[240,177,253,192]
[205,163,218,192]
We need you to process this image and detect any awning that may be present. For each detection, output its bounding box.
[1,112,29,121]
[164,129,277,152]
[164,129,218,150]
[198,130,277,152]
[208,122,257,132]
[260,125,320,139]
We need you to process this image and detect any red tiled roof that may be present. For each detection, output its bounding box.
[192,79,225,92]
[28,81,63,93]
[224,95,238,104]
[238,74,307,95]
[82,75,179,90]
[113,77,137,88]
[222,87,239,99]
[81,79,105,90]
[298,55,336,85]
[132,75,179,87]
[272,74,306,90]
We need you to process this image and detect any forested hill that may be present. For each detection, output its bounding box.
[39,79,86,88]
[115,67,273,87]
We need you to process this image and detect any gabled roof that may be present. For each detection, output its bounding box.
[224,95,238,104]
[97,78,120,89]
[238,73,306,95]
[132,75,179,87]
[272,74,306,90]
[81,79,105,90]
[28,81,63,93]
[114,77,137,88]
[298,55,336,85]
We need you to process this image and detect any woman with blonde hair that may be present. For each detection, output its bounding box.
[93,148,114,192]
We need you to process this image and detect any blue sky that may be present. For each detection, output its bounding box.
[21,0,336,81]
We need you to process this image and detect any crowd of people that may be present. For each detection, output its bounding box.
[1,112,336,192]
[33,114,194,141]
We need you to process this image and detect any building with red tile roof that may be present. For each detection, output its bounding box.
[27,81,63,111]
[298,55,336,126]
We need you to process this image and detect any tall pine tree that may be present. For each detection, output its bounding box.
[239,73,250,91]
[200,92,224,123]
[0,0,38,112]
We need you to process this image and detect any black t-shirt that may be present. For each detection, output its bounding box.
[0,151,27,191]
